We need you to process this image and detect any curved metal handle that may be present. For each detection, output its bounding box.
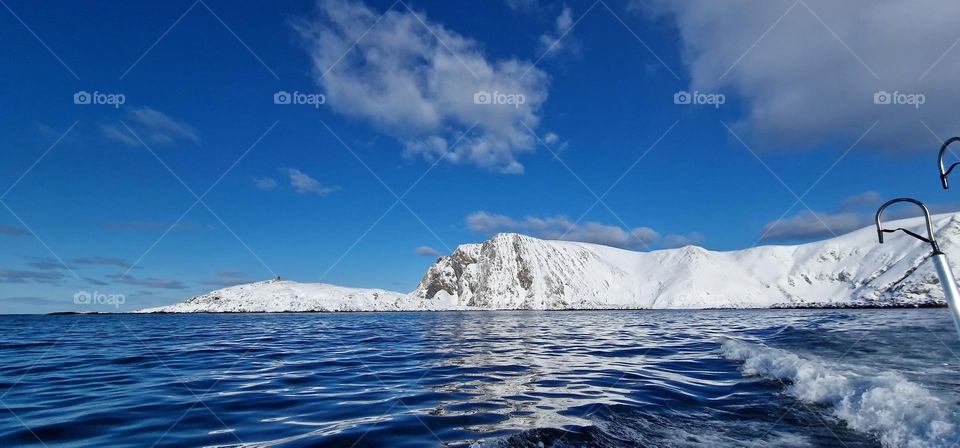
[939,137,960,189]
[875,198,941,254]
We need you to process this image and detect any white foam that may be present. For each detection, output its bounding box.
[721,338,959,448]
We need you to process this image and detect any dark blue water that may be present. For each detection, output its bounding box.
[0,310,958,447]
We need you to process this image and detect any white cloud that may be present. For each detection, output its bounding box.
[295,0,550,174]
[839,190,883,211]
[285,168,337,196]
[644,0,960,151]
[466,211,679,249]
[538,6,580,58]
[661,232,705,248]
[253,177,278,191]
[414,246,444,257]
[102,107,199,146]
[101,124,138,146]
[759,191,960,242]
[760,210,868,243]
[128,107,200,144]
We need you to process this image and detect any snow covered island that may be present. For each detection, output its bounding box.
[137,213,960,312]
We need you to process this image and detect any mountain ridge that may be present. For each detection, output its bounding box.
[137,213,960,313]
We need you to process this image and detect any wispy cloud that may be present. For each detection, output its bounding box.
[0,269,65,285]
[72,256,141,270]
[466,211,702,250]
[100,221,199,232]
[199,270,251,288]
[504,0,540,12]
[759,191,960,243]
[84,277,110,286]
[25,257,73,271]
[253,177,278,191]
[285,168,337,196]
[0,296,64,308]
[198,278,250,288]
[106,274,187,290]
[0,225,29,237]
[760,211,868,243]
[414,246,444,257]
[103,107,199,146]
[100,124,138,146]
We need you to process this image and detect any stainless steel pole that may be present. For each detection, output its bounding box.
[876,198,960,339]
[931,253,960,336]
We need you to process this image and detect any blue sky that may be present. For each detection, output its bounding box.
[3,0,959,313]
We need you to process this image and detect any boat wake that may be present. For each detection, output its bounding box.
[721,338,959,448]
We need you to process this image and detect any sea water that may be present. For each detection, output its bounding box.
[0,309,957,447]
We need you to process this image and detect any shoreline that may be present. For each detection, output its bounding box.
[32,302,948,316]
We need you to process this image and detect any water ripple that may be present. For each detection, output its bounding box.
[0,309,957,447]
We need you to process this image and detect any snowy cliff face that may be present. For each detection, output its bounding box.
[141,213,960,312]
[410,214,960,309]
[410,233,631,309]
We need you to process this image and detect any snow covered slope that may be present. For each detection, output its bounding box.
[140,213,960,312]
[137,281,462,313]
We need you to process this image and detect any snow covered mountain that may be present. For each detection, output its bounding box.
[139,213,960,313]
[136,281,463,313]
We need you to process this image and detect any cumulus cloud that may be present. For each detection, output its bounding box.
[295,0,550,173]
[466,211,703,250]
[103,107,199,146]
[643,0,960,151]
[759,191,960,242]
[285,168,337,196]
[414,246,444,257]
[538,6,580,58]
